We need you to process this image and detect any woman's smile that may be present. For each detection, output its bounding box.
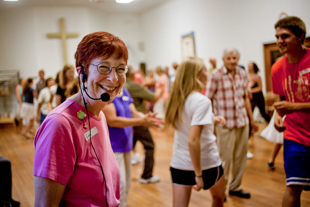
[99,84,118,92]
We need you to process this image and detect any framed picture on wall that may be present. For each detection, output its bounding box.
[181,31,196,60]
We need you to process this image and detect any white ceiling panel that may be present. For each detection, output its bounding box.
[0,0,170,13]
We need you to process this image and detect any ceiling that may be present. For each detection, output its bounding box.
[0,0,169,13]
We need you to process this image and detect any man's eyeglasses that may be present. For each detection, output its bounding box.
[91,63,128,76]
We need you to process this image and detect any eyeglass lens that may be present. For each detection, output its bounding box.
[97,63,127,75]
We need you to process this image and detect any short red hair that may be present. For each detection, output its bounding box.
[75,32,128,70]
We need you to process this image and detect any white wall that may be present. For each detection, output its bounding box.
[0,8,37,77]
[106,13,144,68]
[0,6,142,81]
[1,0,310,92]
[32,6,91,79]
[141,0,310,92]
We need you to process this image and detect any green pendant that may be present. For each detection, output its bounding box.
[77,110,86,120]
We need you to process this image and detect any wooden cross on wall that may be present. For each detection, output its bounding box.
[46,18,79,65]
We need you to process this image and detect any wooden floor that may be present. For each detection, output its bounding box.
[0,122,310,207]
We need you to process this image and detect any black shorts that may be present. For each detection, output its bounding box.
[170,165,223,190]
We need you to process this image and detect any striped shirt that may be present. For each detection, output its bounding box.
[205,66,249,129]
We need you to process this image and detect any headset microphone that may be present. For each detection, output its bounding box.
[81,65,110,102]
[100,93,110,102]
[83,88,110,102]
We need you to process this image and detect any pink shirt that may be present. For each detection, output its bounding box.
[156,73,169,100]
[33,99,120,206]
[271,49,310,146]
[134,73,144,85]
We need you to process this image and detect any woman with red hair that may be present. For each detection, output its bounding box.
[33,32,128,207]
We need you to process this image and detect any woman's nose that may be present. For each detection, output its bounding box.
[107,69,119,83]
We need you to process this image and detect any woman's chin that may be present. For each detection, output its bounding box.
[107,90,118,101]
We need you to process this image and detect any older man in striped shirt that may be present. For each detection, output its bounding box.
[205,48,258,199]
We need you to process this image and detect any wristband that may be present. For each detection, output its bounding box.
[195,174,202,178]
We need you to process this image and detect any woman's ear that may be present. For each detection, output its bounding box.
[77,65,87,83]
[76,65,83,75]
[196,71,201,79]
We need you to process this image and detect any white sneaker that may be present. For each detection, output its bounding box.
[139,176,160,184]
[131,152,140,165]
[247,151,254,159]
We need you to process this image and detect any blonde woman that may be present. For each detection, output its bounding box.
[55,64,75,106]
[165,57,226,207]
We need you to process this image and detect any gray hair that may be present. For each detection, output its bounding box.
[222,47,240,58]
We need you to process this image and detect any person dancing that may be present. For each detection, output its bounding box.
[165,57,226,207]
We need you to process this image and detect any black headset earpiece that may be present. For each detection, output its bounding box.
[81,65,87,83]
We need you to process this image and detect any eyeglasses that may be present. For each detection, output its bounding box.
[90,62,128,76]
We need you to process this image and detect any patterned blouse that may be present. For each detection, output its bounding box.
[205,66,249,129]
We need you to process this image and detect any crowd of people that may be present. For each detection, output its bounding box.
[15,64,80,138]
[10,15,309,207]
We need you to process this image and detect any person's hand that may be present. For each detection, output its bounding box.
[146,112,157,118]
[193,176,204,191]
[274,112,286,132]
[251,121,259,134]
[273,101,295,117]
[248,91,253,100]
[143,112,164,129]
[36,114,40,123]
[214,116,226,126]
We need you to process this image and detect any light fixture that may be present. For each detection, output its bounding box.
[3,0,19,1]
[115,0,134,3]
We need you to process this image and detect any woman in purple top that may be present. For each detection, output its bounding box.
[108,88,134,153]
[102,88,163,207]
